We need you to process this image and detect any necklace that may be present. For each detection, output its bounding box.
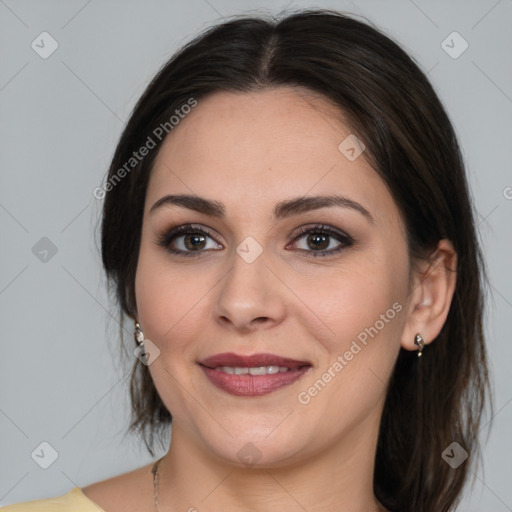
[151,457,164,511]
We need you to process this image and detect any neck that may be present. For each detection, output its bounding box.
[155,412,386,512]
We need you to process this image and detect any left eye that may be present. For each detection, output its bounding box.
[289,226,354,256]
[294,233,339,251]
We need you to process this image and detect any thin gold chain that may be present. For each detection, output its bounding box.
[151,457,164,511]
[151,455,389,511]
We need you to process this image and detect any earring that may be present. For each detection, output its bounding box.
[134,321,153,365]
[134,321,145,347]
[414,333,425,357]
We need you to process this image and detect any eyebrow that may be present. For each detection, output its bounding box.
[149,193,375,224]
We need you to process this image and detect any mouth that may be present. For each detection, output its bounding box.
[198,352,312,397]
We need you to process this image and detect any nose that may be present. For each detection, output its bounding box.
[212,249,287,334]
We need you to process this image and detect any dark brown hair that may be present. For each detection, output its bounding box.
[101,9,492,511]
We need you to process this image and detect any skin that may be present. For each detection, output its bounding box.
[82,87,457,511]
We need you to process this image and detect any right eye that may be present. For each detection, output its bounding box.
[156,224,223,257]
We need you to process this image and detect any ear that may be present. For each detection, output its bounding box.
[401,239,457,353]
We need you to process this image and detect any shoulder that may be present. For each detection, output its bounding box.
[0,488,95,511]
[80,462,155,512]
[1,462,155,512]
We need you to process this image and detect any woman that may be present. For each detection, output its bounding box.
[2,8,491,512]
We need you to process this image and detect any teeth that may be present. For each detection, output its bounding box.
[249,367,267,376]
[215,366,290,375]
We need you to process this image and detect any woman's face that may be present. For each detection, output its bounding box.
[135,87,415,467]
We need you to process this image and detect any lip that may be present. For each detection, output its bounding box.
[199,352,311,370]
[198,352,312,397]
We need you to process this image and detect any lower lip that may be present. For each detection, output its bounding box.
[200,365,311,396]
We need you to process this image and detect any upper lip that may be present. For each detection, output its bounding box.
[199,352,312,370]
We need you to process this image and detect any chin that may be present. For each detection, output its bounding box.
[195,422,313,469]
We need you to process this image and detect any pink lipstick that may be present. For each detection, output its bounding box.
[198,352,312,397]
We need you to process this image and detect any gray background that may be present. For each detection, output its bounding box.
[1,0,511,510]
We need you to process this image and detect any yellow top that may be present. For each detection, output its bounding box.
[0,488,105,512]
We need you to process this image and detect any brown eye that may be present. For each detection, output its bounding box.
[306,233,330,251]
[289,225,355,257]
[183,233,207,250]
[157,224,223,256]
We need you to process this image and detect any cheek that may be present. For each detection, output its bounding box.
[134,246,209,416]
[135,239,176,335]
[291,254,407,354]
[293,267,406,426]
[134,242,215,358]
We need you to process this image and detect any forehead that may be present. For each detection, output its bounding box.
[146,88,402,230]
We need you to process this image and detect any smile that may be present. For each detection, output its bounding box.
[198,352,312,396]
[214,366,291,375]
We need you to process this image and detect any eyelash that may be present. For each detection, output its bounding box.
[156,223,355,258]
